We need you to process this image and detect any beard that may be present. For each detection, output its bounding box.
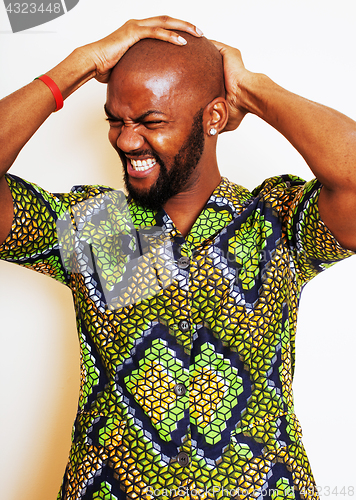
[121,108,205,210]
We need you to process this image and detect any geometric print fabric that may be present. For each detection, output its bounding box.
[0,173,353,500]
[124,338,244,445]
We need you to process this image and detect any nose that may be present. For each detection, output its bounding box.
[115,123,145,153]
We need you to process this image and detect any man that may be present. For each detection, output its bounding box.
[0,15,355,500]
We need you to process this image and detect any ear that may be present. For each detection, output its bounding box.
[203,97,229,137]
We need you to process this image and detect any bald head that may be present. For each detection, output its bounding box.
[110,32,225,108]
[105,32,227,211]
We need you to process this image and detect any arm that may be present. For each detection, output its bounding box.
[0,16,203,244]
[212,41,356,251]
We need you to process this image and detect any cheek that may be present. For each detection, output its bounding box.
[149,130,184,157]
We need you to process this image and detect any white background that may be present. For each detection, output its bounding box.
[0,1,355,499]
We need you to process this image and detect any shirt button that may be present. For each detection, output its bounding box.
[177,451,189,467]
[177,256,190,269]
[178,319,190,333]
[173,383,187,396]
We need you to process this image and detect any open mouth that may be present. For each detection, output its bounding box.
[130,158,157,172]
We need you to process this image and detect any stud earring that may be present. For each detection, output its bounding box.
[209,128,217,136]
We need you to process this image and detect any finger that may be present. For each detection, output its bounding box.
[210,39,229,52]
[134,26,191,46]
[135,16,203,38]
[210,39,244,65]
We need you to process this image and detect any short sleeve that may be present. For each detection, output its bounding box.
[254,175,355,284]
[0,174,113,286]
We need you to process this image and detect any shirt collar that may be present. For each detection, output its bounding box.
[129,177,252,250]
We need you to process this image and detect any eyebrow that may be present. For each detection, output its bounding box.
[104,105,166,121]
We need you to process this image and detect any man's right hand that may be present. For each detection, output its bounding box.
[47,16,203,99]
[84,16,203,84]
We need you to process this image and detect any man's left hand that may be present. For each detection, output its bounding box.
[211,40,251,132]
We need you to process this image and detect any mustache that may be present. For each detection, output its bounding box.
[118,149,156,159]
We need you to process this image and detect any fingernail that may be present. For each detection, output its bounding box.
[195,27,204,36]
[178,36,187,45]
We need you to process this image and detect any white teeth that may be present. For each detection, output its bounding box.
[130,158,157,171]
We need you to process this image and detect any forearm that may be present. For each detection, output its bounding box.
[0,47,95,179]
[239,73,356,192]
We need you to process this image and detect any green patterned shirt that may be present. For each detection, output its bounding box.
[0,173,353,500]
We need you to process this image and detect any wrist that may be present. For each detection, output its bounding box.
[238,72,275,118]
[46,47,97,101]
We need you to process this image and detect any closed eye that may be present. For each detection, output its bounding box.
[105,117,122,123]
[143,120,165,128]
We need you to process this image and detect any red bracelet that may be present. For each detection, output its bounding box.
[34,74,64,112]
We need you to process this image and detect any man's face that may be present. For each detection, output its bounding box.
[106,69,206,209]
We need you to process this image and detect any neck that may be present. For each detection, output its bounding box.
[163,160,221,237]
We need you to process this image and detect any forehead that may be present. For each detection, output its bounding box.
[107,71,180,110]
[106,69,184,117]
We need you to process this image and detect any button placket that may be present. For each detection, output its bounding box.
[172,243,193,474]
[174,244,191,339]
